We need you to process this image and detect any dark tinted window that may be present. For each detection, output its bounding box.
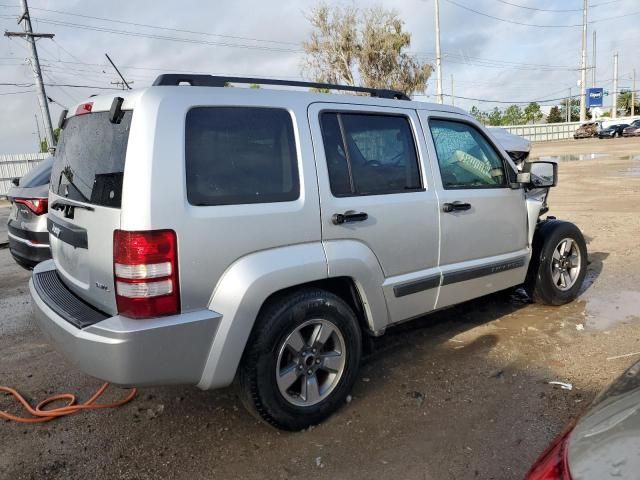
[320,113,421,196]
[185,107,299,206]
[19,157,53,187]
[51,111,132,207]
[429,119,507,189]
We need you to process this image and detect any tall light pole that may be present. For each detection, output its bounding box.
[450,74,454,106]
[434,0,443,104]
[632,69,636,117]
[612,53,618,119]
[579,0,588,122]
[4,0,55,150]
[592,30,596,87]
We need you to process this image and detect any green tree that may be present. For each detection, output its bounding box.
[487,107,503,126]
[524,102,543,124]
[303,3,432,95]
[546,105,564,123]
[469,105,488,124]
[39,128,60,153]
[559,98,580,122]
[502,105,525,125]
[617,90,639,116]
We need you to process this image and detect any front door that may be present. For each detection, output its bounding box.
[419,112,529,309]
[309,103,441,325]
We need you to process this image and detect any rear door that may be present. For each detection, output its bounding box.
[419,112,529,309]
[48,109,132,315]
[309,103,441,323]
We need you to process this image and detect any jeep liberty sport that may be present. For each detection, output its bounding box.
[30,75,587,430]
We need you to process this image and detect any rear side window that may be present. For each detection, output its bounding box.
[320,112,422,196]
[185,107,299,206]
[51,111,132,207]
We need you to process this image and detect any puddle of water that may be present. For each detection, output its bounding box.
[533,153,610,162]
[622,166,640,177]
[584,290,640,330]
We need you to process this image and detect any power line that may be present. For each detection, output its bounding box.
[0,4,299,46]
[0,14,302,53]
[0,81,121,90]
[0,89,34,95]
[444,0,583,27]
[445,0,640,27]
[492,0,620,13]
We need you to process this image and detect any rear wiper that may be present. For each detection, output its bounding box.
[51,198,94,211]
[51,199,94,219]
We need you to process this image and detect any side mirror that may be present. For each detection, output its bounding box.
[517,161,558,188]
[11,177,19,186]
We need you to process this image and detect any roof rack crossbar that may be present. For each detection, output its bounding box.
[152,74,410,100]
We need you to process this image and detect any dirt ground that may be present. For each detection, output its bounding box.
[1,137,640,480]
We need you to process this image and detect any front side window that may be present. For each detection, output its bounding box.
[185,107,299,206]
[320,112,422,196]
[429,119,507,189]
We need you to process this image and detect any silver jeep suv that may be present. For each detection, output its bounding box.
[30,75,587,430]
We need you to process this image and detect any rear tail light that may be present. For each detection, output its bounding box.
[113,230,179,319]
[525,429,573,480]
[14,198,48,215]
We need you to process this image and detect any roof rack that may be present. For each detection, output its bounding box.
[152,74,410,100]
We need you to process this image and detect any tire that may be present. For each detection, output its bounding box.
[525,220,588,306]
[238,288,362,431]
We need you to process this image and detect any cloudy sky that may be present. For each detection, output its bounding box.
[1,0,638,153]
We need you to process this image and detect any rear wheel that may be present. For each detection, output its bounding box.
[238,288,362,430]
[526,221,587,305]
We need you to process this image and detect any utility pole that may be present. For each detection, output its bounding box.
[632,69,636,117]
[579,0,588,122]
[34,114,42,149]
[592,30,596,87]
[612,53,618,119]
[105,53,132,90]
[4,0,56,150]
[434,0,443,104]
[450,74,454,106]
[567,89,571,123]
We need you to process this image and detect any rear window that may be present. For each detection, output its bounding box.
[185,107,299,206]
[50,111,132,208]
[19,157,53,187]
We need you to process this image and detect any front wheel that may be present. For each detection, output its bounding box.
[525,221,588,305]
[238,288,362,431]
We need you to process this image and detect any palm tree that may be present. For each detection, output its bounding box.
[617,90,638,116]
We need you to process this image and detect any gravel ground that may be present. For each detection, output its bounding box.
[1,138,639,480]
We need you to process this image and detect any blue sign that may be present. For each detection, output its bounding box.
[586,87,604,108]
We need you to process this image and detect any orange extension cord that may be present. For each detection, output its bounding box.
[0,383,137,423]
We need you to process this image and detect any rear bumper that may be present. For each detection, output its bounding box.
[30,260,222,386]
[8,231,51,270]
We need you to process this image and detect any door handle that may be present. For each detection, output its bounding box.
[442,202,472,213]
[332,211,369,225]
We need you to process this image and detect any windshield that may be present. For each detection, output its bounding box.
[19,157,53,187]
[50,111,132,208]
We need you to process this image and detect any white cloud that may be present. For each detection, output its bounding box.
[0,0,638,152]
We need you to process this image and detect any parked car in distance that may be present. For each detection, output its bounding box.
[597,123,628,138]
[525,359,640,480]
[30,75,587,431]
[622,119,640,137]
[6,157,53,269]
[573,122,600,139]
